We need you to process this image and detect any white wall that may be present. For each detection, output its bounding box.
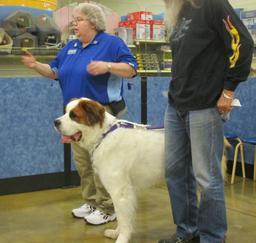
[98,0,256,16]
[97,0,165,15]
[59,1,256,15]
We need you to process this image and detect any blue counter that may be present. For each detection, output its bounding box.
[0,76,255,181]
[0,76,170,180]
[0,77,63,179]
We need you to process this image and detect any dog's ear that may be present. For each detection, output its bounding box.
[65,98,78,113]
[79,100,105,127]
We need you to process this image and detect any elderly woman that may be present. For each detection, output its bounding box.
[22,3,137,225]
[160,0,253,243]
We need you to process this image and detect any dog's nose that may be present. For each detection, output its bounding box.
[54,119,61,128]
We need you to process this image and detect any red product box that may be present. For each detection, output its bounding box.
[118,21,131,28]
[150,20,166,41]
[128,11,153,21]
[129,20,151,40]
[150,20,164,25]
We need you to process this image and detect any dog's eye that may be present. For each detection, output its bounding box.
[69,111,77,120]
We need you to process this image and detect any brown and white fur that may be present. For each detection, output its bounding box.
[54,98,227,243]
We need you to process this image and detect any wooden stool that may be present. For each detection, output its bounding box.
[240,137,256,181]
[225,133,246,184]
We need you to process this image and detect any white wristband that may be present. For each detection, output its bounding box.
[222,91,233,100]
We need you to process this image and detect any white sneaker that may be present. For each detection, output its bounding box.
[72,204,95,218]
[84,209,116,225]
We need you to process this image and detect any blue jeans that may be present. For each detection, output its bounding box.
[164,102,227,243]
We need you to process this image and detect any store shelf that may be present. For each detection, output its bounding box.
[0,47,61,56]
[128,44,136,48]
[134,40,168,45]
[138,69,171,77]
[0,54,55,77]
[162,49,171,52]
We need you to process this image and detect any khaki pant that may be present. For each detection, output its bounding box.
[71,105,124,214]
[71,142,114,214]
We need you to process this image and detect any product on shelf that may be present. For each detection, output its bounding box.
[114,27,133,45]
[136,53,160,71]
[150,20,165,41]
[118,11,166,41]
[239,9,256,43]
[2,11,37,37]
[0,28,13,54]
[13,32,38,48]
[127,11,153,21]
[130,20,151,40]
[0,9,61,54]
[35,14,61,47]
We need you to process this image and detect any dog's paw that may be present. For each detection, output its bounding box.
[104,229,119,239]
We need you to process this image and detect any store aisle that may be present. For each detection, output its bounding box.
[0,178,255,243]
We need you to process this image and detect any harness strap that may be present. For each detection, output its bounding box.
[102,122,135,138]
[91,121,164,157]
[103,121,164,138]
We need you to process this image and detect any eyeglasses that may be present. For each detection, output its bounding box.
[71,17,87,26]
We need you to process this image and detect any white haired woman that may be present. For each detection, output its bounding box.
[22,3,137,225]
[160,0,253,242]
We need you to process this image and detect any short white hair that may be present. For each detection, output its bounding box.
[74,3,106,32]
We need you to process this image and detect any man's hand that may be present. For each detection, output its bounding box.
[217,89,234,114]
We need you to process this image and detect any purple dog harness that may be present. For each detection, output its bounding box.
[91,120,164,156]
[102,120,164,138]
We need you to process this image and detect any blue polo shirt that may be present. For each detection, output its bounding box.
[49,32,137,105]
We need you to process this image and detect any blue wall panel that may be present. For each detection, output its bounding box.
[122,77,141,123]
[147,77,169,125]
[0,77,63,179]
[0,76,255,179]
[123,76,169,124]
[224,77,256,164]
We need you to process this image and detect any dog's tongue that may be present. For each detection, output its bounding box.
[61,132,82,144]
[61,135,74,144]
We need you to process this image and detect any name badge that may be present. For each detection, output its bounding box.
[67,49,77,55]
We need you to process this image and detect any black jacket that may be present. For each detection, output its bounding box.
[169,0,254,111]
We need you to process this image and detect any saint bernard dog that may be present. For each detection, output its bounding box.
[54,98,227,243]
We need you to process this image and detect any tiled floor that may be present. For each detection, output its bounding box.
[0,177,255,243]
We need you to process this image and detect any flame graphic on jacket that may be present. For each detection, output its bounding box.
[223,16,241,68]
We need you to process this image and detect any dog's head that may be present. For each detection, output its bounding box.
[54,98,105,143]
